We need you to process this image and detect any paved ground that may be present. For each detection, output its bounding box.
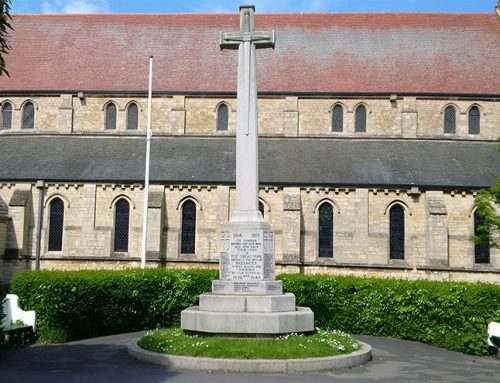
[0,332,498,383]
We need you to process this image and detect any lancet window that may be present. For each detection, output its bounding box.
[114,198,130,252]
[318,202,333,258]
[181,200,196,254]
[48,198,64,252]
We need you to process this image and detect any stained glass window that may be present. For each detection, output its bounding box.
[389,205,404,259]
[181,200,196,254]
[114,198,130,252]
[474,211,490,264]
[48,198,64,251]
[318,203,333,258]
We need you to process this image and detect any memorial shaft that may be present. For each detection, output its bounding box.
[236,40,258,212]
[220,5,275,219]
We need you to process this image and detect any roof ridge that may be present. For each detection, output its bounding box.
[11,12,495,16]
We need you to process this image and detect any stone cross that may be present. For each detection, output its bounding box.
[220,5,275,222]
[181,6,313,334]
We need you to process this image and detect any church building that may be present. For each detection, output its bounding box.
[0,9,499,283]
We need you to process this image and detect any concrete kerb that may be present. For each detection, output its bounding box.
[127,339,372,374]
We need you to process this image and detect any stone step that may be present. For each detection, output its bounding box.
[199,293,296,313]
[212,280,283,295]
[181,306,314,335]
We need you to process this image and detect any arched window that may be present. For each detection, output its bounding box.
[332,104,343,132]
[259,200,265,218]
[318,203,333,258]
[355,105,366,133]
[48,198,64,251]
[217,104,228,131]
[181,200,196,254]
[474,211,490,264]
[389,204,405,259]
[113,198,130,252]
[22,101,34,130]
[127,103,138,130]
[1,102,12,130]
[105,103,117,130]
[444,106,456,134]
[468,106,480,135]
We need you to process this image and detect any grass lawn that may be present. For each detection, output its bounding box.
[138,328,360,359]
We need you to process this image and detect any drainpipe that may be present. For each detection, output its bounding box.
[35,180,45,271]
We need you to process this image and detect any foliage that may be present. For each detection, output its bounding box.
[138,327,359,359]
[0,284,6,334]
[472,176,500,249]
[10,269,500,356]
[0,0,12,76]
[10,268,216,343]
[279,274,500,356]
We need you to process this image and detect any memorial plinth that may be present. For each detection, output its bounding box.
[180,5,314,336]
[214,221,282,295]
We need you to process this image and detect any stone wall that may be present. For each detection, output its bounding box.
[0,92,498,283]
[0,181,497,283]
[1,95,498,140]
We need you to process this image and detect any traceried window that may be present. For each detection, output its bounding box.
[181,200,196,254]
[105,103,117,130]
[444,106,456,134]
[332,104,343,132]
[355,105,366,133]
[468,106,480,135]
[389,204,405,260]
[474,210,490,264]
[48,198,64,252]
[22,101,34,130]
[113,198,130,252]
[127,103,139,130]
[318,202,333,258]
[1,102,12,130]
[217,103,228,131]
[259,201,265,218]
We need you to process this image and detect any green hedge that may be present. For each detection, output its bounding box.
[0,284,6,333]
[10,270,500,355]
[278,274,500,356]
[10,269,217,343]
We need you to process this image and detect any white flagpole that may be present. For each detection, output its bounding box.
[141,55,154,269]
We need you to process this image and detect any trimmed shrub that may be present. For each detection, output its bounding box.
[0,284,6,333]
[279,274,500,356]
[10,269,217,343]
[10,269,500,355]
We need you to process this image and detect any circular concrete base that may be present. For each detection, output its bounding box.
[127,339,372,373]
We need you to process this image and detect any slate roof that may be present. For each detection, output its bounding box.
[0,135,497,189]
[1,13,499,95]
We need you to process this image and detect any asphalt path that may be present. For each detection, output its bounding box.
[0,331,498,383]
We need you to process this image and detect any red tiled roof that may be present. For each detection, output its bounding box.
[1,13,499,94]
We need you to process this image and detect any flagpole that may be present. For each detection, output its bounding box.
[141,55,154,269]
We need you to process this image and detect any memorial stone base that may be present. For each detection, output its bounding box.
[181,218,315,336]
